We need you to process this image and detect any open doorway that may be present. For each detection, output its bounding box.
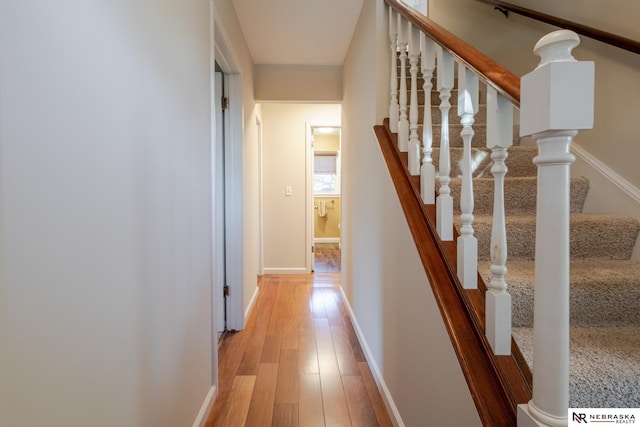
[310,126,341,273]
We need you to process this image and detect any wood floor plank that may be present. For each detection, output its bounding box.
[358,362,394,427]
[245,363,279,427]
[333,296,367,363]
[299,374,325,427]
[273,403,299,427]
[319,372,352,427]
[261,335,282,363]
[205,330,250,427]
[342,375,378,427]
[299,327,319,375]
[310,289,327,319]
[314,318,340,377]
[223,375,256,427]
[322,290,344,328]
[313,243,341,274]
[275,349,299,404]
[331,325,360,376]
[285,281,301,347]
[237,303,272,375]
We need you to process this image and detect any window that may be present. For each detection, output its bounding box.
[314,151,339,194]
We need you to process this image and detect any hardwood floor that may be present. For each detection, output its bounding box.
[205,274,392,427]
[314,243,341,273]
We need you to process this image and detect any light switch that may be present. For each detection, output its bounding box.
[285,185,293,196]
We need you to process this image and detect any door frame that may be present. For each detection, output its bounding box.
[305,121,341,274]
[213,70,227,337]
[256,116,264,275]
[213,6,245,335]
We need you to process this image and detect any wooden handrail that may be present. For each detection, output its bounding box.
[386,0,521,107]
[475,0,640,55]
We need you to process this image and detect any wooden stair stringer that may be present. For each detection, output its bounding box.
[374,119,532,427]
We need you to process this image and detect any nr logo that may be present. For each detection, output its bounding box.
[573,412,588,423]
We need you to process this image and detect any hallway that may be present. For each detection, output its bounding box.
[205,274,393,426]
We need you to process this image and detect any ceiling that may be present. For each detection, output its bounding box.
[231,0,365,66]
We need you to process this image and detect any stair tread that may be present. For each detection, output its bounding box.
[513,326,640,408]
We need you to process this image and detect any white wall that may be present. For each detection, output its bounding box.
[261,103,341,273]
[341,1,481,425]
[0,1,214,426]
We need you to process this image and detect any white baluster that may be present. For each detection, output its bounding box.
[389,7,399,133]
[397,17,409,152]
[486,87,513,355]
[517,30,594,427]
[436,48,454,241]
[457,66,479,289]
[420,34,436,204]
[408,24,421,175]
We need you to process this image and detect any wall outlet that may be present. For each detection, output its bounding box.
[285,185,293,196]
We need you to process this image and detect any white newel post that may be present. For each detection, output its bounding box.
[389,7,399,133]
[517,30,594,427]
[420,34,436,204]
[457,66,479,289]
[408,23,421,175]
[436,48,454,241]
[397,17,409,152]
[486,87,513,355]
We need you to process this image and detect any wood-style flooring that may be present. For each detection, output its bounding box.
[205,273,392,427]
[314,243,341,273]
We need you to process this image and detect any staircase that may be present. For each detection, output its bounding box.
[399,66,640,408]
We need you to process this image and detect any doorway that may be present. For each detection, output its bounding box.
[309,125,341,273]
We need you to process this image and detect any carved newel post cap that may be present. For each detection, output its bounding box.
[520,30,594,137]
[534,30,580,68]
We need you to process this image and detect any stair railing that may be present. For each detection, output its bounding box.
[387,0,519,356]
[385,1,594,426]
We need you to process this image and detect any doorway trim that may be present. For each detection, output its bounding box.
[256,116,264,275]
[213,5,245,332]
[305,121,341,274]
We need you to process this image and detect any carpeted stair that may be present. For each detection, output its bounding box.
[404,68,640,408]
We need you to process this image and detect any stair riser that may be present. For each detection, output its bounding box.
[472,215,640,261]
[449,176,589,215]
[432,147,539,179]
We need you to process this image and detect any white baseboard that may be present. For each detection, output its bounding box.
[262,267,308,274]
[192,385,217,427]
[314,237,341,244]
[573,144,640,206]
[245,285,259,323]
[338,287,405,427]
